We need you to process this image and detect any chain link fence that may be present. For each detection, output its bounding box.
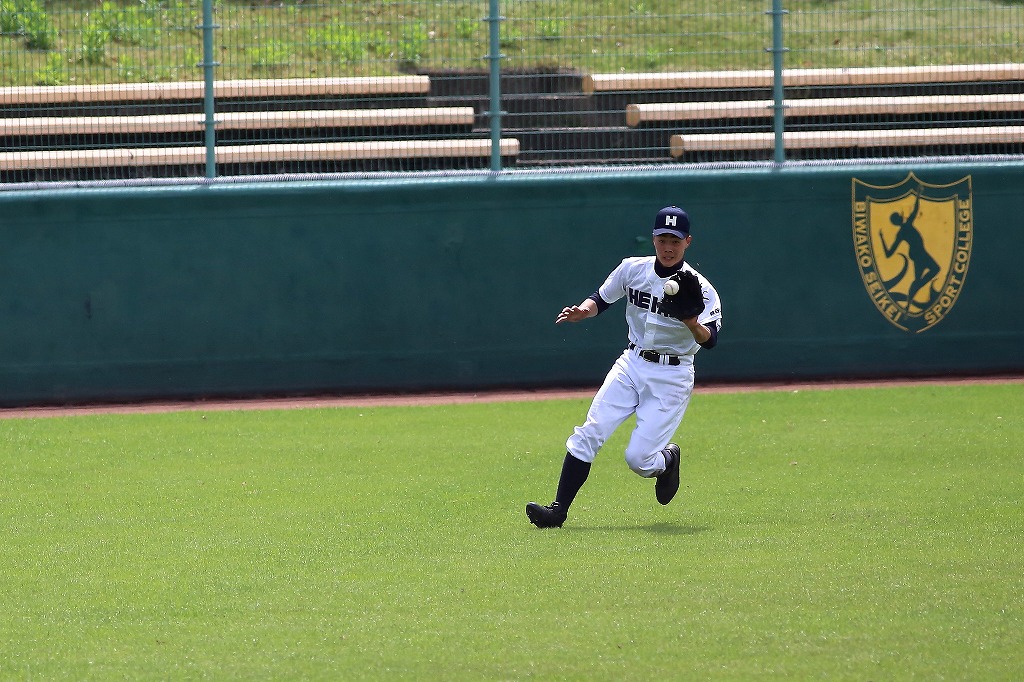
[1,0,1022,185]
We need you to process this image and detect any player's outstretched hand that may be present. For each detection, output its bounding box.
[556,305,590,324]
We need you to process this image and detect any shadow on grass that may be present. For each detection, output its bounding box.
[566,523,708,535]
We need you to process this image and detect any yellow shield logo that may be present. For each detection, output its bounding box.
[852,173,973,333]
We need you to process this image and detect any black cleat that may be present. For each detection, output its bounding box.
[655,443,681,505]
[526,502,567,528]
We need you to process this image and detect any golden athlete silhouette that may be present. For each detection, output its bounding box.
[879,187,940,314]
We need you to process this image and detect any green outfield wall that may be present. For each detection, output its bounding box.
[1,163,1022,406]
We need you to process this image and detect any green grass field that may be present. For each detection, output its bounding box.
[2,0,1022,85]
[1,382,1022,680]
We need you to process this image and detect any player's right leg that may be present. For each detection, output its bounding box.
[565,351,640,464]
[527,352,638,528]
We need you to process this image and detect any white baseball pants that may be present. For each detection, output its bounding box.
[566,348,695,477]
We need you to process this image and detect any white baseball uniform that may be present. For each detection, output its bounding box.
[566,257,722,477]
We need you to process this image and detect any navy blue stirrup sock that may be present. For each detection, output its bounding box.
[554,453,591,510]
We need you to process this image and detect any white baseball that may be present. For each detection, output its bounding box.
[664,280,679,295]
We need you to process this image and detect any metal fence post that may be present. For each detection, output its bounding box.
[200,0,218,178]
[768,0,789,164]
[484,0,504,171]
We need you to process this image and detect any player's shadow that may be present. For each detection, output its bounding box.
[570,523,707,535]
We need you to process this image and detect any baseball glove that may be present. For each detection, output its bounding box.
[661,270,705,320]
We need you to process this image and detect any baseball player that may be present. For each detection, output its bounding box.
[526,205,722,528]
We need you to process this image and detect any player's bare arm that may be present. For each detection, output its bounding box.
[555,299,598,324]
[684,317,711,344]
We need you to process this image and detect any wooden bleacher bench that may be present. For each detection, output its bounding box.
[669,126,1024,157]
[584,63,1024,94]
[0,76,512,174]
[593,63,1024,160]
[0,76,431,105]
[1,107,476,136]
[0,138,520,171]
[626,93,1024,126]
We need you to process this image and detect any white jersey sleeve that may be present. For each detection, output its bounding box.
[596,257,635,305]
[694,269,723,331]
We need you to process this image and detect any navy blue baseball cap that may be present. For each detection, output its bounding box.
[652,206,690,238]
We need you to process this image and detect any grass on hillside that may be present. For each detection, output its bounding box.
[0,1,1022,85]
[1,382,1021,680]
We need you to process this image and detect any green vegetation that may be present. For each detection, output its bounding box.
[1,0,58,50]
[1,382,1022,679]
[0,0,1021,86]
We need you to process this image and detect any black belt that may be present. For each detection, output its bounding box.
[628,342,682,366]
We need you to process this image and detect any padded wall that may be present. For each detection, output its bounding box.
[1,164,1021,406]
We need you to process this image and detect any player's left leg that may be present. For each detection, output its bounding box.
[623,361,694,504]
